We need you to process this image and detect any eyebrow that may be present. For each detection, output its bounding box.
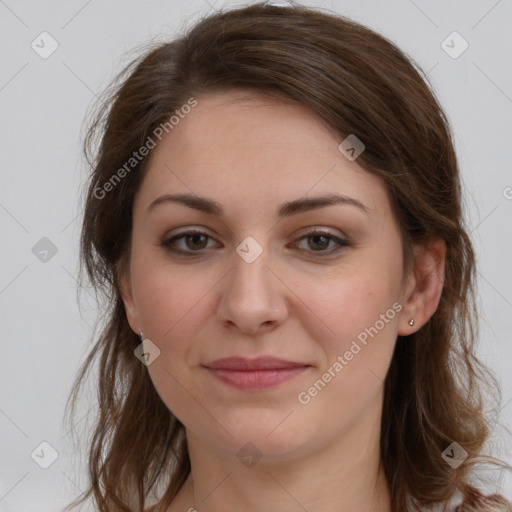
[147,192,369,218]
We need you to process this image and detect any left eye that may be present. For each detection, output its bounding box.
[161,229,349,256]
[293,231,349,254]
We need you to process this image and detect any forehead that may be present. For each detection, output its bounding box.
[160,90,344,162]
[137,90,391,223]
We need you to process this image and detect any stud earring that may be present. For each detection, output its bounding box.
[408,319,415,327]
[139,332,144,341]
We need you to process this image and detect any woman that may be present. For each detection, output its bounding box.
[65,2,512,511]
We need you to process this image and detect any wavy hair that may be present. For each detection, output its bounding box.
[65,2,512,511]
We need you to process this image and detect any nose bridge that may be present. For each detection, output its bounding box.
[217,233,288,332]
[230,235,273,298]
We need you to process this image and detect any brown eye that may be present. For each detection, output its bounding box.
[306,234,331,251]
[161,229,350,257]
[183,233,208,250]
[294,230,350,255]
[161,230,217,254]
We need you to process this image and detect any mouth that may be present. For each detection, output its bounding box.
[202,356,311,391]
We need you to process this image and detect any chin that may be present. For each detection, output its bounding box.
[192,409,319,462]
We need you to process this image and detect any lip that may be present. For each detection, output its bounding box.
[202,356,311,391]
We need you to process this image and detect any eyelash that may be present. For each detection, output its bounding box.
[160,228,350,257]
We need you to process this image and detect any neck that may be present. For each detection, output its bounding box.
[168,389,392,512]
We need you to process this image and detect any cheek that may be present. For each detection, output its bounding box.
[132,248,209,338]
[304,250,403,390]
[135,263,214,425]
[311,262,401,342]
[293,275,400,435]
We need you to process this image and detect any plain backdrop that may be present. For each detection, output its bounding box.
[1,0,511,510]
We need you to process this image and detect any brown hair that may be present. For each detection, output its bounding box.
[65,2,512,511]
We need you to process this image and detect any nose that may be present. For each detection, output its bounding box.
[216,241,289,336]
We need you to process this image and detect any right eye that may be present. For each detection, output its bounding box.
[160,229,219,255]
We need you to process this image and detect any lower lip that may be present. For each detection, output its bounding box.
[205,367,309,390]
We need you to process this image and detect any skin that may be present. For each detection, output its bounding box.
[120,90,446,512]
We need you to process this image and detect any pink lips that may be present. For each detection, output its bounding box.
[203,356,310,391]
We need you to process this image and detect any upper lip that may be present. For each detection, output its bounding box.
[203,356,310,371]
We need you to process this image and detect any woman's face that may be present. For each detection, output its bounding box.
[121,90,414,460]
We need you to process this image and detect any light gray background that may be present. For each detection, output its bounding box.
[1,1,511,510]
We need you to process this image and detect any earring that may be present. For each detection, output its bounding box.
[408,319,415,327]
[139,332,143,341]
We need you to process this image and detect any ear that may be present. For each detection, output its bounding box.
[118,267,141,336]
[397,237,446,335]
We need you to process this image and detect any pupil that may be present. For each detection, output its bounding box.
[188,234,206,249]
[310,235,328,250]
